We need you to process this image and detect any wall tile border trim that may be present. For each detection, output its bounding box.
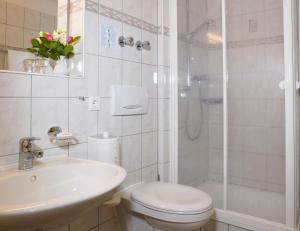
[85,0,170,35]
[178,33,284,50]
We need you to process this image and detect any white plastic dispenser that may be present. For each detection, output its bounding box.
[88,132,120,165]
[111,85,149,115]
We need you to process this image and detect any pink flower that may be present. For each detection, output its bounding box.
[67,36,73,44]
[45,33,54,41]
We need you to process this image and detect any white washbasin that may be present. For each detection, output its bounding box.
[0,158,126,230]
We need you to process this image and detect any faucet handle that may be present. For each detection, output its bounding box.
[24,137,41,141]
[21,137,41,144]
[20,137,41,152]
[27,137,41,142]
[34,150,44,158]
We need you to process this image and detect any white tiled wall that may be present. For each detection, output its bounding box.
[0,0,170,230]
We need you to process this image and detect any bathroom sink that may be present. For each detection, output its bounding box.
[0,158,126,230]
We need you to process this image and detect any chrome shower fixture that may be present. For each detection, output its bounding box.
[136,41,151,51]
[186,19,216,41]
[118,36,134,47]
[192,75,208,82]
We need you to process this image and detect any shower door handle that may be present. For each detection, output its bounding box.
[278,80,285,90]
[296,81,300,90]
[278,80,300,90]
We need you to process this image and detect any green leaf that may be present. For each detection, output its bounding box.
[38,46,50,58]
[57,44,64,53]
[50,53,59,61]
[31,39,40,47]
[63,45,73,55]
[66,52,74,59]
[70,36,81,46]
[43,41,51,48]
[49,41,58,49]
[40,37,47,43]
[26,48,37,53]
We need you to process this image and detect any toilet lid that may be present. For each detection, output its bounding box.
[131,182,213,215]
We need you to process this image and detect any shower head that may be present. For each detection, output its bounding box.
[186,19,215,41]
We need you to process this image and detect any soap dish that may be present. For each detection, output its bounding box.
[48,126,75,146]
[56,132,73,140]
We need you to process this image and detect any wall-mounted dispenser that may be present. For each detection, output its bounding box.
[111,85,149,115]
[88,132,120,165]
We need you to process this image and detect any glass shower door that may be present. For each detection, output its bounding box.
[174,0,300,227]
[226,0,286,223]
[177,0,224,209]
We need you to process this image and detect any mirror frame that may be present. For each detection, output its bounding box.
[0,0,85,78]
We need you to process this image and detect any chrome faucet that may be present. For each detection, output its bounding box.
[19,137,44,170]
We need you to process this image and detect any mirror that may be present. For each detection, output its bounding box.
[0,0,83,76]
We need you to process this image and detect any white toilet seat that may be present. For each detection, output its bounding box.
[127,182,213,224]
[131,198,213,223]
[132,182,212,215]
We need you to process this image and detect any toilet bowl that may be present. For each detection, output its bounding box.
[120,182,213,231]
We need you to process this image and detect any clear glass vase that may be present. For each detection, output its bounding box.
[53,56,69,75]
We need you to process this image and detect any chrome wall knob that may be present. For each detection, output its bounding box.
[118,36,134,47]
[142,41,151,50]
[135,41,151,51]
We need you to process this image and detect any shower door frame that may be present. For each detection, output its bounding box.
[168,0,300,230]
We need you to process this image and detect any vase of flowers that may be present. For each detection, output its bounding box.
[27,29,80,75]
[53,56,68,75]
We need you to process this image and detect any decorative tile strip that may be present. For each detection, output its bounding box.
[104,6,138,26]
[86,0,99,14]
[100,4,159,34]
[85,0,169,35]
[229,35,284,49]
[163,26,170,36]
[208,35,284,50]
[158,26,170,36]
[178,32,284,50]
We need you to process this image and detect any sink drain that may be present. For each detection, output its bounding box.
[30,175,37,182]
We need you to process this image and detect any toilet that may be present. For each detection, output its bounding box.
[120,182,214,231]
[87,134,213,230]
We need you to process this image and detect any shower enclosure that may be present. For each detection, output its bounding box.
[169,0,300,230]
